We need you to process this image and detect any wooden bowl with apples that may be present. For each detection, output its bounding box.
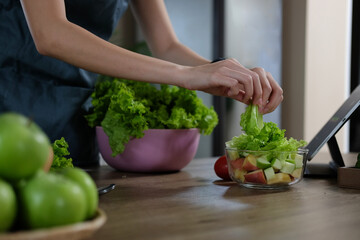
[225,148,309,189]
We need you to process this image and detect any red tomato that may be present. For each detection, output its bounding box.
[214,155,231,181]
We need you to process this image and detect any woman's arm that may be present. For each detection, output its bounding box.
[131,0,283,113]
[20,0,282,113]
[130,0,209,66]
[20,0,184,87]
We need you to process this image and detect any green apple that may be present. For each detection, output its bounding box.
[19,171,87,229]
[0,112,51,181]
[60,168,99,219]
[0,178,17,232]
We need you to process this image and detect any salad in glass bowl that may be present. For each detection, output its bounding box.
[225,148,308,189]
[225,104,308,189]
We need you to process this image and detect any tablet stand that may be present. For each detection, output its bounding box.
[304,84,360,178]
[304,132,346,178]
[327,135,345,168]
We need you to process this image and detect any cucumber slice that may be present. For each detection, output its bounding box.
[264,167,276,181]
[280,161,295,174]
[256,157,271,169]
[294,154,304,168]
[271,158,282,170]
[278,152,287,161]
[286,159,295,164]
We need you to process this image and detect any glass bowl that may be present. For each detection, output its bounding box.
[225,148,309,189]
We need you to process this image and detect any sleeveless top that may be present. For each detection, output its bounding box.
[0,0,130,166]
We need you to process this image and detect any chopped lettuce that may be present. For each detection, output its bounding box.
[226,104,307,154]
[240,104,263,136]
[50,137,74,170]
[85,77,218,156]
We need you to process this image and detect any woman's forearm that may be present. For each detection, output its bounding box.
[130,0,209,67]
[20,0,191,87]
[49,22,188,86]
[32,21,189,87]
[152,40,210,66]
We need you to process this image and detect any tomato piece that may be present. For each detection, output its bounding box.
[214,155,231,181]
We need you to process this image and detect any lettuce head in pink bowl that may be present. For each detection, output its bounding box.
[85,77,218,172]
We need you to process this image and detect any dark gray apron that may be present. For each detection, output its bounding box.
[0,0,130,166]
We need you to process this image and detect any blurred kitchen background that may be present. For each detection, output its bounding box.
[107,0,359,159]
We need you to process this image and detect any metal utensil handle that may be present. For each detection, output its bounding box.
[98,184,116,196]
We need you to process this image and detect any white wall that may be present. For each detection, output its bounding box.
[282,0,352,154]
[304,0,352,152]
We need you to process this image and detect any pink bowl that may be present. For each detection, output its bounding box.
[96,127,200,172]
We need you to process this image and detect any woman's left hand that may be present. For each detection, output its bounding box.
[181,58,283,114]
[250,67,283,114]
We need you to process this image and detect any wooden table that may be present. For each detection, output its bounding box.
[86,152,360,240]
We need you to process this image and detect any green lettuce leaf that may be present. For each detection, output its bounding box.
[226,104,307,155]
[240,104,263,136]
[50,137,74,170]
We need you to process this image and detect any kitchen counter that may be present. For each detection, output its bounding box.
[86,152,360,240]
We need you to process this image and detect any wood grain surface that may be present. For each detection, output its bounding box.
[86,152,360,240]
[0,209,106,240]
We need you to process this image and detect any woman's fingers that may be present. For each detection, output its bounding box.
[261,72,283,113]
[212,59,263,104]
[219,68,253,102]
[251,67,272,112]
[223,64,283,113]
[228,59,263,105]
[186,59,283,113]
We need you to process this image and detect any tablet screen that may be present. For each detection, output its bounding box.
[306,85,360,161]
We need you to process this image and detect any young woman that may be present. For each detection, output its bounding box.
[0,0,283,166]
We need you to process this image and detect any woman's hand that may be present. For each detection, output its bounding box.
[250,67,283,114]
[182,58,283,114]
